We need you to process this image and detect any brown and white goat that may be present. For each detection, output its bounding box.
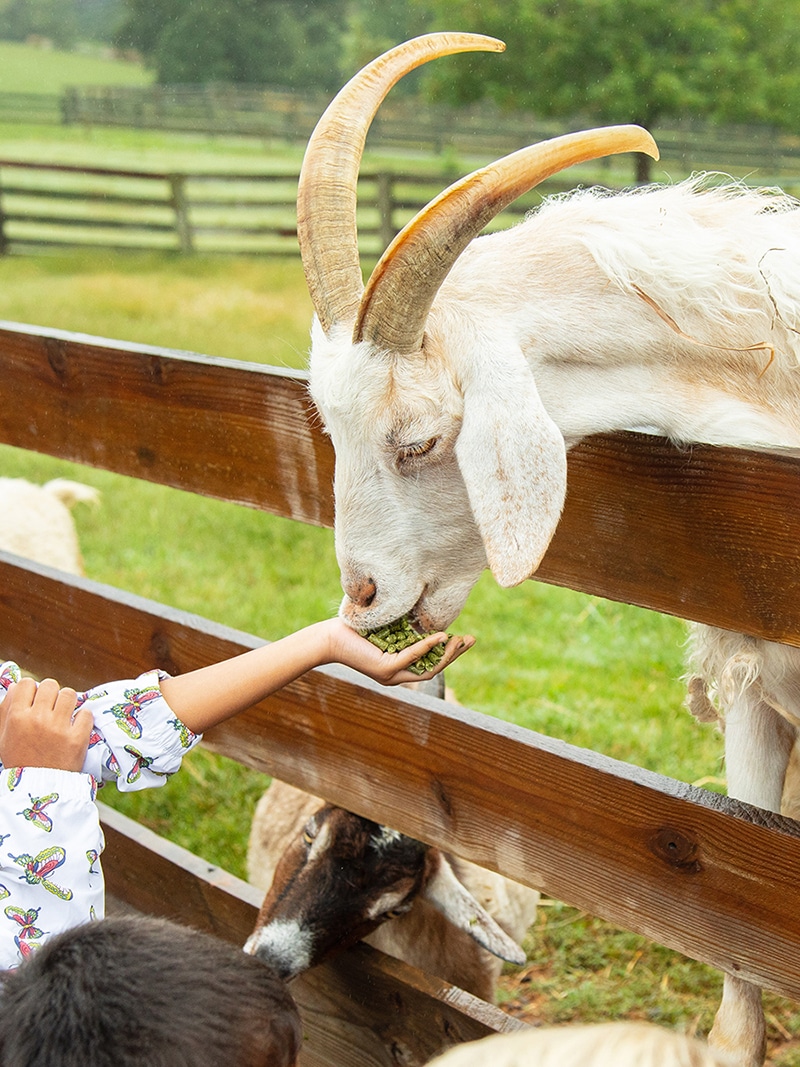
[244,778,539,1003]
[297,32,800,1067]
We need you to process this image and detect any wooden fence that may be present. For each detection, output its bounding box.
[1,318,799,1063]
[0,158,562,257]
[5,154,800,260]
[4,84,800,177]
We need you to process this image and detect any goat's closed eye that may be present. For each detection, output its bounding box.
[397,437,438,464]
[383,904,412,920]
[302,825,317,845]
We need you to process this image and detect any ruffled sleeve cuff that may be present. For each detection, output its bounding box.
[78,670,202,792]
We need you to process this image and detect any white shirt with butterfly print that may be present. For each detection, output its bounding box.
[0,661,202,970]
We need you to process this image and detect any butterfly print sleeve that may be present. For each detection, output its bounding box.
[0,767,104,971]
[77,670,202,792]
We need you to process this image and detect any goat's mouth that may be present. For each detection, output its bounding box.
[406,593,437,635]
[339,583,432,633]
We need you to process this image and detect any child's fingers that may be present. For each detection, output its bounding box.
[386,633,474,683]
[53,686,78,720]
[389,631,448,669]
[70,704,94,746]
[439,634,475,667]
[31,677,62,711]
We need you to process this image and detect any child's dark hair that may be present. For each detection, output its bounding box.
[0,914,301,1067]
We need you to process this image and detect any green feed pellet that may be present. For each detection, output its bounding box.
[358,615,449,675]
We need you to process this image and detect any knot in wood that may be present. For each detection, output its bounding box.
[147,356,166,385]
[149,631,179,676]
[649,826,702,873]
[430,777,455,825]
[44,337,69,379]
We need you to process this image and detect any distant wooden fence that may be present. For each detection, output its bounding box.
[3,84,800,176]
[0,157,561,257]
[1,319,800,1064]
[4,151,800,259]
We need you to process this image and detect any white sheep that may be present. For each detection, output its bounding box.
[423,1021,736,1067]
[245,778,540,1003]
[297,32,800,1067]
[0,477,100,576]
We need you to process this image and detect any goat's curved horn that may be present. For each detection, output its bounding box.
[355,125,660,354]
[297,32,506,335]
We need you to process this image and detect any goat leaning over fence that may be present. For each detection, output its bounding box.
[244,778,539,1002]
[296,31,800,1067]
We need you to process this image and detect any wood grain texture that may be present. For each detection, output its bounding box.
[1,323,798,641]
[0,322,333,525]
[5,556,800,1002]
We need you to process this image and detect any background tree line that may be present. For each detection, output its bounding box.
[3,0,800,181]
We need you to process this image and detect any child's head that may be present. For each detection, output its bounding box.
[0,914,301,1067]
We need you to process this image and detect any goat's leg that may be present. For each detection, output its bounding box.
[709,976,766,1067]
[707,695,794,1067]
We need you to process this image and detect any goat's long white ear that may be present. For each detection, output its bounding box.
[423,853,526,965]
[455,343,567,587]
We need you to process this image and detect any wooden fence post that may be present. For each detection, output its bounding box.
[0,171,7,256]
[376,171,394,251]
[169,173,194,253]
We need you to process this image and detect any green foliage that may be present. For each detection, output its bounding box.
[116,0,349,89]
[0,0,77,48]
[0,0,122,47]
[416,0,800,181]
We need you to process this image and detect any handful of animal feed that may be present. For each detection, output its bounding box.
[358,616,450,676]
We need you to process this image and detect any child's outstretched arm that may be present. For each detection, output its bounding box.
[161,618,474,734]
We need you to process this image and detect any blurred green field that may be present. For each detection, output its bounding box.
[0,39,152,95]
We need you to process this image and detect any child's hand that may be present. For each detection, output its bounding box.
[325,619,475,686]
[0,677,92,772]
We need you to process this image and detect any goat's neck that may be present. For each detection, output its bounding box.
[533,359,799,450]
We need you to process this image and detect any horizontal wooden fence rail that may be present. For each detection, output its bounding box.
[0,158,548,258]
[4,86,800,179]
[2,321,800,1060]
[4,552,800,1009]
[1,321,798,643]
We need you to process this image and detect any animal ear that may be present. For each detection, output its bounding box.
[455,346,567,587]
[422,852,526,965]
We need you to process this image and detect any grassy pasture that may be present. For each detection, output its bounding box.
[0,40,152,95]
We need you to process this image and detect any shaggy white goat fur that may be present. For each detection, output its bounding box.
[424,1021,735,1067]
[308,175,800,1067]
[0,477,99,576]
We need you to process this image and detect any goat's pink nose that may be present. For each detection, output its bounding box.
[344,576,376,607]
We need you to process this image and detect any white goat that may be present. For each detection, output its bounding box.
[297,32,800,1067]
[245,778,539,1003]
[0,477,99,575]
[424,1021,736,1067]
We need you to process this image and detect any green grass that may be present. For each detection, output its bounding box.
[0,252,313,367]
[0,40,153,95]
